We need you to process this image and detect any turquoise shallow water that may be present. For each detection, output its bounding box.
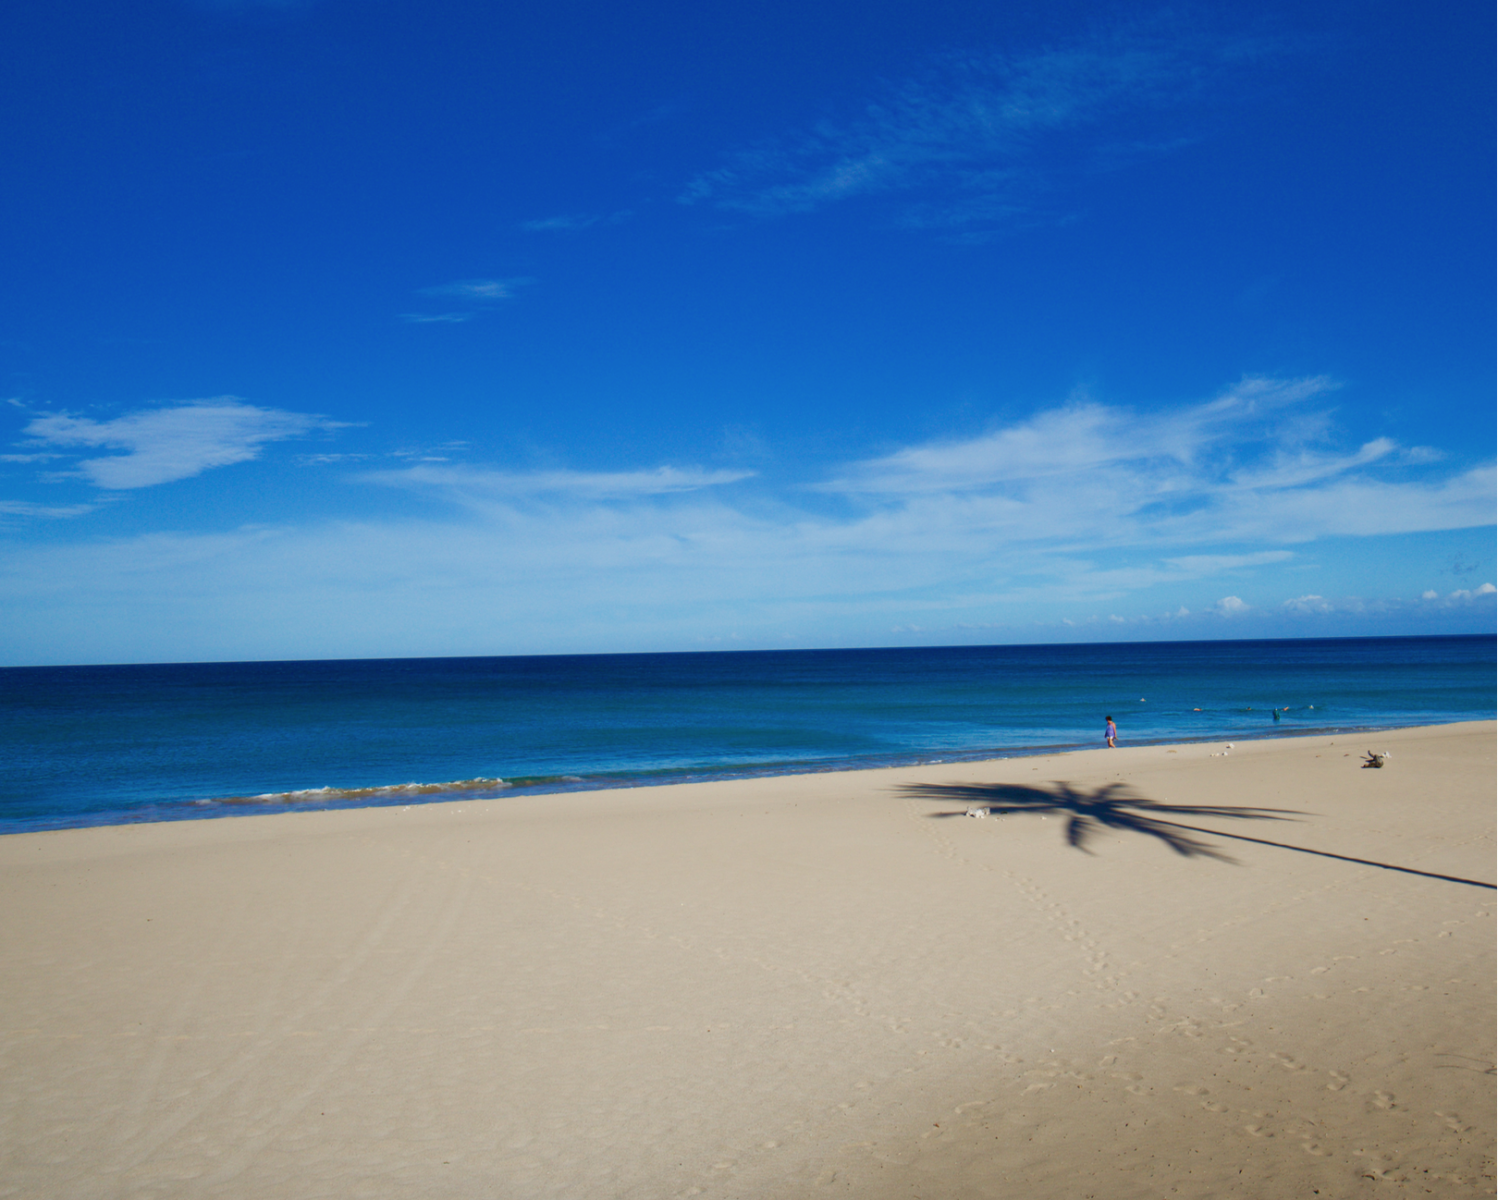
[0,635,1491,833]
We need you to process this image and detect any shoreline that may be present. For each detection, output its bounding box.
[3,715,1486,837]
[2,720,1492,1197]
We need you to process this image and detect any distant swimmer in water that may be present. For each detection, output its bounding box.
[1105,715,1117,748]
[1273,708,1281,723]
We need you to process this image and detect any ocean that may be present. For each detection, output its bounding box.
[1,635,1492,834]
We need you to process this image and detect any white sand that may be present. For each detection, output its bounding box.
[1,722,1492,1198]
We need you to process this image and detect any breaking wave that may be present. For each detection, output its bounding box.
[207,776,513,806]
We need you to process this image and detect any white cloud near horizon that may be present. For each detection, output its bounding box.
[0,375,1491,660]
[21,399,344,489]
[682,19,1285,232]
[818,376,1335,494]
[317,374,1492,604]
[0,507,1488,665]
[1282,584,1498,617]
[1164,552,1293,572]
[810,376,1488,553]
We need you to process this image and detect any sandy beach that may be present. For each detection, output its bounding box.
[1,721,1492,1199]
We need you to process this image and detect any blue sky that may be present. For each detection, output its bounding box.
[0,0,1492,665]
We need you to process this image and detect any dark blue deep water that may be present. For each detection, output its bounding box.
[1,636,1492,833]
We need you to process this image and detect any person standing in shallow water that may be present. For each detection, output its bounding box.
[1105,715,1117,748]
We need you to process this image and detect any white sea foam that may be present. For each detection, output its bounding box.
[226,777,511,805]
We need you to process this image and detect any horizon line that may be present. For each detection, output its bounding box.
[2,630,1492,672]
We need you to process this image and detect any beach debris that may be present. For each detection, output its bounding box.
[1362,751,1390,769]
[966,807,990,818]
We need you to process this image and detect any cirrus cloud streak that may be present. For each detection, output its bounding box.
[683,18,1289,234]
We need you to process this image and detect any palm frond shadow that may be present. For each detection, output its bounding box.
[907,781,1300,863]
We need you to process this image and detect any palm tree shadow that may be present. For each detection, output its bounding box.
[907,781,1498,889]
[906,781,1300,863]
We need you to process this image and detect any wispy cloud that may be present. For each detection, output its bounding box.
[1,376,1489,660]
[363,463,755,502]
[402,278,529,324]
[21,399,344,489]
[819,376,1334,494]
[0,500,96,519]
[1164,552,1293,572]
[519,215,601,233]
[1224,437,1396,491]
[534,210,628,233]
[334,375,1490,613]
[810,375,1494,552]
[345,376,1489,601]
[683,19,1285,234]
[419,279,527,301]
[516,213,635,234]
[400,312,473,324]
